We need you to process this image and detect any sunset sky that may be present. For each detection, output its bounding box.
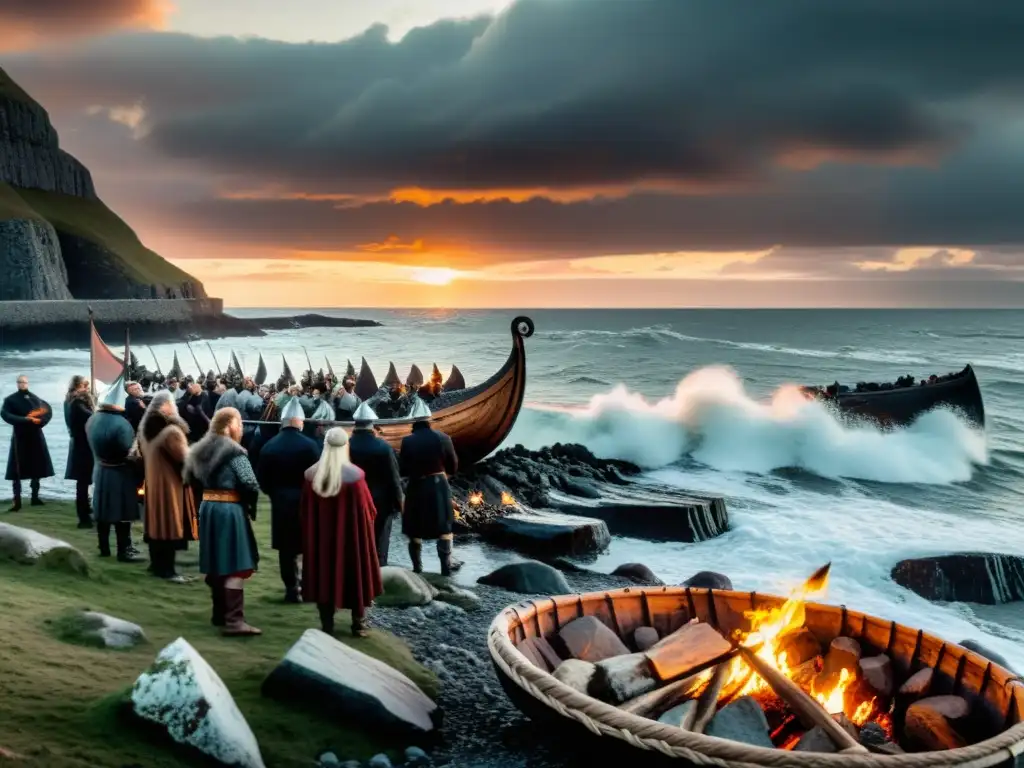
[4,0,1024,307]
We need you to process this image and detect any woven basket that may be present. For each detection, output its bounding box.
[487,586,1024,767]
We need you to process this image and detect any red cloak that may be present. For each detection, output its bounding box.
[300,462,383,610]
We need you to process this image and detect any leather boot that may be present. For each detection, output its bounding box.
[437,538,462,577]
[8,495,21,512]
[351,610,369,638]
[30,479,43,507]
[115,523,145,562]
[97,522,112,557]
[207,575,226,627]
[222,588,261,636]
[318,603,335,635]
[279,552,301,603]
[408,540,423,573]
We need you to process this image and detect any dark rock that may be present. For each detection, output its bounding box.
[612,563,664,585]
[404,746,432,766]
[552,659,596,693]
[959,639,1018,673]
[477,561,571,595]
[682,571,733,591]
[794,725,839,753]
[250,314,381,330]
[859,722,888,747]
[553,500,729,543]
[557,616,630,663]
[561,477,602,499]
[368,755,392,768]
[589,652,657,703]
[262,629,439,737]
[705,696,774,748]
[891,553,1024,605]
[633,626,660,651]
[0,219,72,300]
[480,511,611,557]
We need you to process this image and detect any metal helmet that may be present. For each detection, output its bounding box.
[280,396,305,424]
[352,401,378,424]
[409,398,431,422]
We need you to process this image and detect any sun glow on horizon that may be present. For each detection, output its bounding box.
[409,267,463,285]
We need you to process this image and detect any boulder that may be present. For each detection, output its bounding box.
[612,563,664,585]
[891,553,1024,605]
[477,561,571,595]
[958,639,1018,673]
[557,616,630,662]
[53,609,146,649]
[682,571,733,591]
[552,659,596,693]
[480,511,610,557]
[633,626,660,651]
[552,498,729,543]
[262,629,438,736]
[377,567,437,607]
[418,572,481,610]
[132,637,264,768]
[0,522,87,575]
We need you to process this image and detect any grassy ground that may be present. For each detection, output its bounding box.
[0,182,196,289]
[0,498,438,768]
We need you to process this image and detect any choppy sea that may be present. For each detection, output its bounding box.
[1,308,1021,668]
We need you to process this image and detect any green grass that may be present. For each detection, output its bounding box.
[0,182,197,289]
[0,499,438,768]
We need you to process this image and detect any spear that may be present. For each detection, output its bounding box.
[185,341,204,377]
[147,345,163,377]
[206,342,223,376]
[302,346,314,378]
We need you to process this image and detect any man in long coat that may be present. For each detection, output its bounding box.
[399,399,460,575]
[256,397,320,602]
[138,391,197,583]
[64,376,95,528]
[86,376,145,562]
[348,402,404,565]
[2,374,54,511]
[124,381,147,433]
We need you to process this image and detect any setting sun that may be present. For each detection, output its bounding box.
[409,267,462,285]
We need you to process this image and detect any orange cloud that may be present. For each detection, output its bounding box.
[0,0,172,52]
[356,236,428,254]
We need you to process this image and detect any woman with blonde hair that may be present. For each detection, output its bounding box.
[185,407,262,636]
[299,427,382,637]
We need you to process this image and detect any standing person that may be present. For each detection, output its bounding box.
[348,402,404,565]
[300,427,382,637]
[64,375,96,528]
[180,382,210,444]
[333,377,360,420]
[2,375,54,511]
[256,398,319,603]
[123,381,147,433]
[399,400,461,575]
[138,391,197,583]
[185,408,262,636]
[86,376,145,561]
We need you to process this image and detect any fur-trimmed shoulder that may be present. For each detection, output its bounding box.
[184,432,247,486]
[140,409,190,446]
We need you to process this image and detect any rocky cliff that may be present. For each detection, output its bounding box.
[0,66,205,301]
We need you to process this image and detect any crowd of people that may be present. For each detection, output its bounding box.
[1,370,461,639]
[806,367,968,399]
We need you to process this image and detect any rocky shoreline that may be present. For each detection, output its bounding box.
[0,311,382,350]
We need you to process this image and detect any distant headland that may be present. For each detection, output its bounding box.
[0,67,379,351]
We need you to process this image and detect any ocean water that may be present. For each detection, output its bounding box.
[2,308,1022,668]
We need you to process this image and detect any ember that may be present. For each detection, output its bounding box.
[137,486,145,498]
[500,491,516,506]
[468,491,483,506]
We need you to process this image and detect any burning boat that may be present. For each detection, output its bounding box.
[487,564,1024,764]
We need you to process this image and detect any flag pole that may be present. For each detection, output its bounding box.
[124,327,131,390]
[88,306,96,397]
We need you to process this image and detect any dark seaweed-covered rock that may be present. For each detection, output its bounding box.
[891,553,1024,605]
[682,571,733,590]
[477,561,571,595]
[611,563,663,585]
[480,511,610,557]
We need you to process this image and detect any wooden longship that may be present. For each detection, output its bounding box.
[488,586,1024,766]
[254,316,534,466]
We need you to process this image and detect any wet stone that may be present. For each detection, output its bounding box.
[552,658,596,693]
[705,696,774,748]
[590,652,658,704]
[557,615,630,662]
[633,626,659,651]
[657,699,697,729]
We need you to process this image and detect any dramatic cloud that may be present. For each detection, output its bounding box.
[4,0,1024,272]
[0,0,169,51]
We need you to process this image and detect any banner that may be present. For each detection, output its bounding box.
[90,319,124,392]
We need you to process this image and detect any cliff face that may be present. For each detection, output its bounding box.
[0,67,206,302]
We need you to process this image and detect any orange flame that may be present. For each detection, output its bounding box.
[137,486,145,498]
[500,491,516,506]
[468,491,483,506]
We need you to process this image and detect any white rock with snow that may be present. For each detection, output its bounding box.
[0,522,86,572]
[263,628,438,734]
[132,637,265,768]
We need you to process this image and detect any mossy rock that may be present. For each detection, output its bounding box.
[46,609,147,650]
[420,573,482,611]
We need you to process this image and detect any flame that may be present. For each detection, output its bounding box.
[500,491,516,506]
[468,491,483,506]
[137,486,145,497]
[814,667,850,714]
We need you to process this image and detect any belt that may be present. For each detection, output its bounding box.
[202,490,241,503]
[99,460,127,468]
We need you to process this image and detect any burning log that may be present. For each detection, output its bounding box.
[646,622,735,682]
[690,663,732,733]
[618,669,711,718]
[736,644,868,753]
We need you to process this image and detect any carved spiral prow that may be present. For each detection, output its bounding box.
[512,316,535,338]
